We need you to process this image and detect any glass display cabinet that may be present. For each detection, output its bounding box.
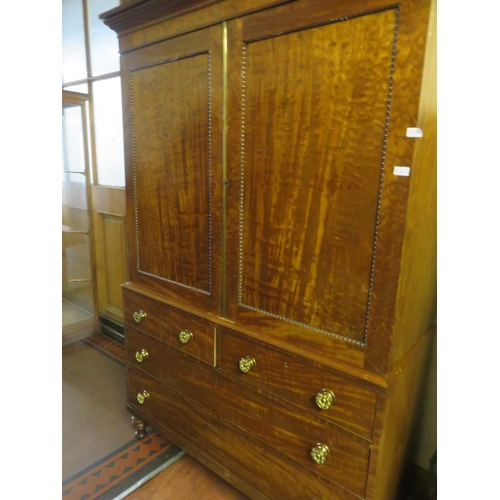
[62,90,98,343]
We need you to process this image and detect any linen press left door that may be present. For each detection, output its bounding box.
[121,26,224,314]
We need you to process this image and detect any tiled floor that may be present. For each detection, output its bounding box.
[62,333,249,500]
[62,332,429,500]
[62,339,132,480]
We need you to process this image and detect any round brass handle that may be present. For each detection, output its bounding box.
[136,391,150,405]
[239,356,256,373]
[135,349,149,363]
[315,388,335,410]
[311,443,330,465]
[179,330,193,345]
[133,310,147,324]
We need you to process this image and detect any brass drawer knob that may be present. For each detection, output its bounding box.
[136,390,150,405]
[315,388,335,410]
[135,349,149,363]
[179,330,193,345]
[311,443,330,465]
[239,356,256,373]
[133,310,147,324]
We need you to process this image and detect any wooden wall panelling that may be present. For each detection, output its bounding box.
[102,213,127,319]
[92,185,128,323]
[121,25,224,314]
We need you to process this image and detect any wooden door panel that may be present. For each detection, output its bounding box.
[132,54,211,293]
[224,0,431,375]
[122,26,223,313]
[228,9,397,343]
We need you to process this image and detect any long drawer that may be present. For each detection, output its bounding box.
[219,329,378,440]
[127,367,361,500]
[123,290,216,365]
[127,328,370,496]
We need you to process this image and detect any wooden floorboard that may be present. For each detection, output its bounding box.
[125,454,250,500]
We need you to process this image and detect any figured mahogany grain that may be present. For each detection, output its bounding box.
[124,291,216,365]
[236,9,396,343]
[123,281,388,387]
[121,26,224,314]
[162,308,216,366]
[131,53,211,293]
[110,1,436,499]
[219,330,378,440]
[127,331,370,496]
[127,366,363,500]
[123,289,164,337]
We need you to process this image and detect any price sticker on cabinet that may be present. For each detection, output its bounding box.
[393,166,411,177]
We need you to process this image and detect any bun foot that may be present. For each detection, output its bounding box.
[132,416,147,439]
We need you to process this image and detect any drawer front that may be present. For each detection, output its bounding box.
[127,326,217,404]
[123,290,215,365]
[219,330,377,440]
[162,307,216,366]
[127,367,360,500]
[123,290,164,338]
[127,330,369,496]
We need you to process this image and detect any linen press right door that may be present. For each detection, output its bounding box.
[225,0,429,376]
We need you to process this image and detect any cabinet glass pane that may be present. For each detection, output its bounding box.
[62,105,87,187]
[93,77,125,187]
[62,102,94,317]
[88,0,120,76]
[62,0,87,84]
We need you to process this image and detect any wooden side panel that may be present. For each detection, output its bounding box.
[391,0,437,367]
[369,328,434,500]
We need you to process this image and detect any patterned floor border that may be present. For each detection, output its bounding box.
[63,332,185,500]
[83,331,126,365]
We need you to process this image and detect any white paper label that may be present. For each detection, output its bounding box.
[406,127,423,138]
[393,166,411,177]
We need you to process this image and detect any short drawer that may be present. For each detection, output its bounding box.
[219,330,378,440]
[126,327,213,400]
[127,367,362,500]
[123,290,164,338]
[123,289,216,365]
[161,307,216,366]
